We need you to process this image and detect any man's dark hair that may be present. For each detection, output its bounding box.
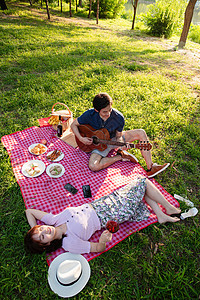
[93,93,113,112]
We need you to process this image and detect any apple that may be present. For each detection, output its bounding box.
[106,220,119,233]
[40,139,47,145]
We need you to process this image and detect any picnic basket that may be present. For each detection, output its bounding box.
[50,102,73,132]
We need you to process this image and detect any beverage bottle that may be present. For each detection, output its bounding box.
[57,115,63,137]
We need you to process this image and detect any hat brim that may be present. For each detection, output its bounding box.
[48,253,91,298]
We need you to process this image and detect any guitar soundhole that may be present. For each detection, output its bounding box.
[92,136,100,145]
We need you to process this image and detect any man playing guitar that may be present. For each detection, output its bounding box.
[71,93,169,177]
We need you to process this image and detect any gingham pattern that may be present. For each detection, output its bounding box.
[1,125,179,266]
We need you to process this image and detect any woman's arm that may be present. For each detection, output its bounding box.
[90,230,112,253]
[25,209,48,228]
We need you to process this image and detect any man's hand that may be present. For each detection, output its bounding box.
[80,136,93,145]
[120,143,130,151]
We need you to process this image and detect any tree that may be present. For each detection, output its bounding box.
[88,0,92,18]
[44,0,50,19]
[0,0,8,10]
[131,0,139,30]
[178,0,198,48]
[69,0,72,17]
[96,0,99,24]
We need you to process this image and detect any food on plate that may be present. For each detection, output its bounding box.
[30,144,46,155]
[46,149,62,161]
[26,163,41,177]
[49,165,62,176]
[40,139,47,145]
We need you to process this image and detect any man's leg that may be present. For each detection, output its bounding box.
[123,129,170,177]
[89,153,122,172]
[123,129,152,169]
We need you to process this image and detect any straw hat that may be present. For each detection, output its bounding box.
[48,253,91,298]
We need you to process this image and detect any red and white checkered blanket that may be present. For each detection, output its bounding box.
[1,125,179,265]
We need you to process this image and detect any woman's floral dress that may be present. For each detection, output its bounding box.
[91,177,150,227]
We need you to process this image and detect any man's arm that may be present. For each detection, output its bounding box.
[25,209,48,228]
[71,119,93,145]
[90,230,112,252]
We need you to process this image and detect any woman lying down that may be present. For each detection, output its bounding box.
[24,176,181,254]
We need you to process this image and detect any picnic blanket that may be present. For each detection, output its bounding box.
[1,125,179,265]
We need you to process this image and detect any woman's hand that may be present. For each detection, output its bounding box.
[99,230,112,243]
[90,230,112,253]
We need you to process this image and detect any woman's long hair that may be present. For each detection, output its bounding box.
[24,225,66,254]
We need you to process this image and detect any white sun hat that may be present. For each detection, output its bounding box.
[48,253,91,298]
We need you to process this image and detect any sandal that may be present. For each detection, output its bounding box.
[180,207,198,220]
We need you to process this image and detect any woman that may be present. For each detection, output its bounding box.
[24,177,181,254]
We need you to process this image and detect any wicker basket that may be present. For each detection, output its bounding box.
[51,102,73,131]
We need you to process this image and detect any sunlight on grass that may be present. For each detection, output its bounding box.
[0,3,200,299]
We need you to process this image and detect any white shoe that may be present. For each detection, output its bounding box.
[180,207,198,220]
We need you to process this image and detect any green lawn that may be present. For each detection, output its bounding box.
[0,2,200,299]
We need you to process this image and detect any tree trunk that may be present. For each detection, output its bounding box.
[69,0,72,17]
[61,0,62,12]
[0,0,8,10]
[29,0,32,6]
[76,0,77,12]
[44,0,50,19]
[132,0,139,30]
[96,0,99,24]
[178,0,197,48]
[79,0,82,8]
[88,0,92,18]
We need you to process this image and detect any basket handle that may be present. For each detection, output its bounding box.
[51,102,72,117]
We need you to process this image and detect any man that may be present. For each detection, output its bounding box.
[71,93,169,178]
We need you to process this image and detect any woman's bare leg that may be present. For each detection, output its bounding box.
[145,178,181,215]
[145,195,180,223]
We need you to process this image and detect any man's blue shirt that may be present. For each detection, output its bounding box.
[77,108,125,139]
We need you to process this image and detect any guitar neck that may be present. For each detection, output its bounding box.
[98,139,136,149]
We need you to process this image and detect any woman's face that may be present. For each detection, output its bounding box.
[33,225,56,245]
[99,104,112,121]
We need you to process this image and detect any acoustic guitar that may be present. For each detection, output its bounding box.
[76,124,152,153]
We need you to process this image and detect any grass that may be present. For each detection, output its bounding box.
[0,1,200,299]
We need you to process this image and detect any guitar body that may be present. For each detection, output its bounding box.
[76,124,152,153]
[76,124,110,153]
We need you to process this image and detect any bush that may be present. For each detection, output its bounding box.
[189,24,200,44]
[92,0,126,19]
[142,0,186,38]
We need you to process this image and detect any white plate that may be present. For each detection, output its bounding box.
[46,150,64,162]
[28,143,47,156]
[21,160,46,178]
[46,163,65,178]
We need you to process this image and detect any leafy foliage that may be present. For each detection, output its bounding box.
[189,24,200,43]
[142,0,187,38]
[91,0,127,18]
